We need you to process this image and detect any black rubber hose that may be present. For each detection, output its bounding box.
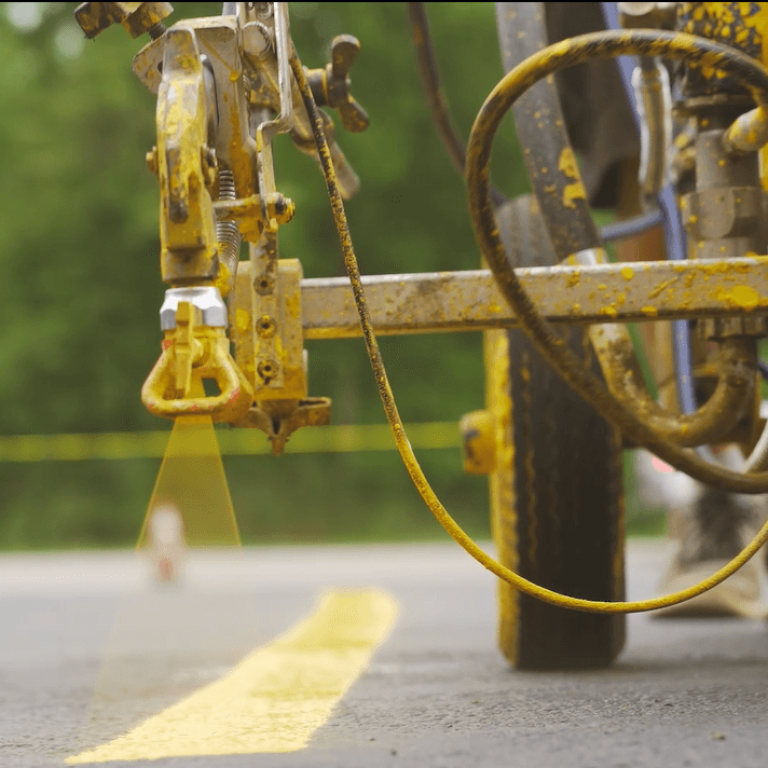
[409,1,661,242]
[496,1,601,259]
[407,3,506,207]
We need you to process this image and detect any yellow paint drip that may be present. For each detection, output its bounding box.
[648,277,678,299]
[641,306,658,317]
[67,591,399,762]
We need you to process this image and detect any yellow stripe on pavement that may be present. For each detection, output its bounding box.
[67,589,398,762]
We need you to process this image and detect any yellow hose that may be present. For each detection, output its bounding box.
[289,47,768,615]
[467,30,768,495]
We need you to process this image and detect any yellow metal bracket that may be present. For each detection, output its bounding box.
[230,256,331,453]
[241,397,331,456]
[230,258,306,398]
[155,25,219,285]
[213,192,295,244]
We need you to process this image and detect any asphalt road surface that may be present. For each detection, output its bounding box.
[2,539,768,768]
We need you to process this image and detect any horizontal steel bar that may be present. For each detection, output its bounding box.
[301,256,768,339]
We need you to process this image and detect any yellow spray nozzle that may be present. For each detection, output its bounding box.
[142,300,253,423]
[172,302,205,397]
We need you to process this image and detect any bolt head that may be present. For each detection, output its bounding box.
[243,21,271,57]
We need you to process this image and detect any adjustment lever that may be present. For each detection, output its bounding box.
[306,34,370,133]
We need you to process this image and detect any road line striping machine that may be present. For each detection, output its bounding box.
[74,1,768,669]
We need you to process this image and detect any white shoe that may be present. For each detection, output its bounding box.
[653,556,767,620]
[637,448,768,620]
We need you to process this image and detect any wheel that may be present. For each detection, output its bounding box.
[483,196,626,670]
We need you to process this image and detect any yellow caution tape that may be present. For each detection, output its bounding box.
[0,422,461,463]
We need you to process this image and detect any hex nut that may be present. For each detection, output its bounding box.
[160,286,227,330]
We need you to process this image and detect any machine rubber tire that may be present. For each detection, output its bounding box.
[486,196,627,670]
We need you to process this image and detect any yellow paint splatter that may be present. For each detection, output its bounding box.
[558,146,580,179]
[648,277,678,299]
[731,284,760,310]
[620,266,634,281]
[562,182,586,208]
[557,147,586,208]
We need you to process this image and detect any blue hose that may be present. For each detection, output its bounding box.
[600,2,700,419]
[600,209,663,241]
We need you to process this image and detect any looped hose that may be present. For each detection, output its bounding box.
[467,30,768,494]
[289,40,768,615]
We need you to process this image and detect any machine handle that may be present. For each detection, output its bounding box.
[141,338,253,422]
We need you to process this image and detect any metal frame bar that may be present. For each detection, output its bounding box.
[299,256,768,339]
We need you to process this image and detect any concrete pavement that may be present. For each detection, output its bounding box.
[1,540,767,767]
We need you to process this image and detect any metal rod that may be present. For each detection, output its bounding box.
[298,257,768,339]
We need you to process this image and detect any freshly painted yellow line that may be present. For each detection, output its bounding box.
[67,590,398,762]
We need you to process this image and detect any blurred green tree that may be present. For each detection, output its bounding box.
[0,2,528,548]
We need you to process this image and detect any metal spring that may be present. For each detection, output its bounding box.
[147,22,166,40]
[216,166,241,290]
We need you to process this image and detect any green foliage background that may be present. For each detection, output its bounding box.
[0,3,659,549]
